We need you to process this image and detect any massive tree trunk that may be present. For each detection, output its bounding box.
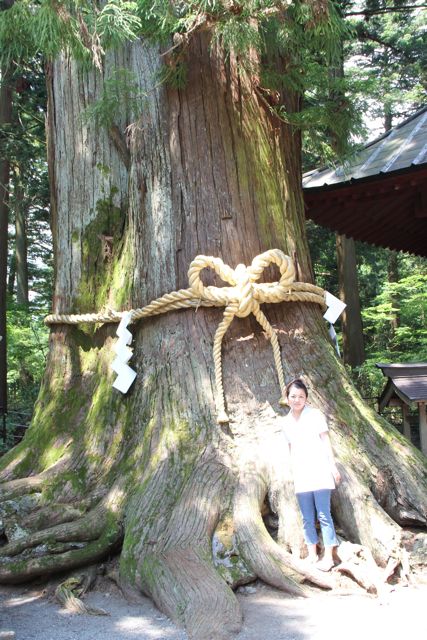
[0,35,426,640]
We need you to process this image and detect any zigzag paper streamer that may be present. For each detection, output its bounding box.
[112,312,137,393]
[323,291,346,356]
[323,291,346,324]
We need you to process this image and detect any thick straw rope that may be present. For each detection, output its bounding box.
[45,249,326,423]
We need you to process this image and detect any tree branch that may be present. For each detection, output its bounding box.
[355,30,407,56]
[108,124,130,170]
[345,5,427,17]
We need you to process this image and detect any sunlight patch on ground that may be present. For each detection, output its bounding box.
[3,593,42,608]
[115,615,178,637]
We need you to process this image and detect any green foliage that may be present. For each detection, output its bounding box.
[32,1,82,62]
[6,300,48,399]
[95,0,142,48]
[260,2,365,163]
[4,299,49,452]
[304,2,427,401]
[0,1,142,69]
[156,56,188,88]
[0,0,81,66]
[300,0,427,165]
[285,0,346,62]
[0,1,361,156]
[135,0,183,42]
[343,0,427,125]
[0,0,35,66]
[1,53,51,453]
[82,68,145,127]
[362,268,427,361]
[3,56,53,309]
[300,77,368,166]
[214,14,262,58]
[307,222,427,400]
[306,220,338,292]
[1,57,46,159]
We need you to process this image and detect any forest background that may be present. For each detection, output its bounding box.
[1,0,427,452]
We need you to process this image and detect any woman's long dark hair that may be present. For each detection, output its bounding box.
[285,378,308,398]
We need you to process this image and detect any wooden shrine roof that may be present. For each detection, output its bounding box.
[303,106,427,257]
[376,363,427,411]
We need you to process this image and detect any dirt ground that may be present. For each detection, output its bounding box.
[1,577,426,640]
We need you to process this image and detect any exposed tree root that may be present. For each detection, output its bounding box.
[0,449,82,503]
[0,486,125,584]
[0,521,122,584]
[122,454,242,640]
[332,465,403,566]
[143,548,242,640]
[0,408,425,640]
[370,464,427,527]
[0,494,119,558]
[334,541,390,593]
[55,566,109,616]
[234,482,334,593]
[0,438,424,640]
[269,478,305,555]
[21,503,89,532]
[0,476,46,502]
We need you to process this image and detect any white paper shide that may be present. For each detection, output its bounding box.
[112,312,137,394]
[323,291,346,324]
[323,291,346,355]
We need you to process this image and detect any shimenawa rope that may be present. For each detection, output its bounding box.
[45,249,326,423]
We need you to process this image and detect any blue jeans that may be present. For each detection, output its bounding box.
[296,489,338,547]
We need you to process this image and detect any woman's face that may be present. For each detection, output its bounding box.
[287,385,307,414]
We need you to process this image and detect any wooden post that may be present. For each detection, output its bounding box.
[336,234,365,368]
[402,403,411,442]
[419,402,427,457]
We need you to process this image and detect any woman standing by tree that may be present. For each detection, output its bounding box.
[282,379,341,571]
[0,4,426,638]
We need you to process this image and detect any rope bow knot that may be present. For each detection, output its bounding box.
[45,249,326,424]
[187,250,301,422]
[188,249,296,316]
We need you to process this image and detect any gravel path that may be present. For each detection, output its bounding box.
[1,580,425,639]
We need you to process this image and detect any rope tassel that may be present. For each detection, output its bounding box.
[45,250,327,423]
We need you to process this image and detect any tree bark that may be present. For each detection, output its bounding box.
[0,36,426,640]
[7,253,15,296]
[13,164,29,306]
[387,250,400,345]
[336,234,365,367]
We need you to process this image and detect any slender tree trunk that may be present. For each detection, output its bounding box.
[7,253,15,296]
[0,65,12,416]
[328,40,365,368]
[0,36,426,640]
[387,250,400,346]
[384,110,393,132]
[336,234,365,367]
[13,165,29,306]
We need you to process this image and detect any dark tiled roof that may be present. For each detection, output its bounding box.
[303,106,427,188]
[376,363,427,409]
[302,107,427,257]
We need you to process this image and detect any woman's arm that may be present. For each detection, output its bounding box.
[320,431,341,485]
